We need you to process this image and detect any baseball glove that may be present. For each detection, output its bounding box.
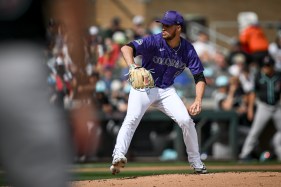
[129,65,154,89]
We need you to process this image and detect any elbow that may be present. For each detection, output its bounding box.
[120,45,127,54]
[193,72,206,84]
[121,45,132,55]
[121,43,135,56]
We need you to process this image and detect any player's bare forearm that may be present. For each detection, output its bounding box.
[195,81,205,103]
[121,45,136,67]
[188,81,205,116]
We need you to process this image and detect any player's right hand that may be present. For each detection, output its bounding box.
[188,100,202,116]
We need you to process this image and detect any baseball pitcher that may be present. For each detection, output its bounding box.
[110,10,207,174]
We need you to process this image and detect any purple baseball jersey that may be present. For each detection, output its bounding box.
[132,33,204,88]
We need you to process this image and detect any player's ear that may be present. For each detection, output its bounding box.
[177,25,181,32]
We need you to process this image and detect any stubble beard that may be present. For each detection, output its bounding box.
[162,30,177,41]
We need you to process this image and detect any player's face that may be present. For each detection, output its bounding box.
[161,24,178,40]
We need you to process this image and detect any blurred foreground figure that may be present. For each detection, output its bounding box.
[0,44,71,187]
[0,0,74,186]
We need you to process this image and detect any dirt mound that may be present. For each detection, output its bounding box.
[72,172,281,187]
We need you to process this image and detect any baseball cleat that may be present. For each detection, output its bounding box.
[110,155,127,175]
[110,165,120,175]
[190,161,208,174]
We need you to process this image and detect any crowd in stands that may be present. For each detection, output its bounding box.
[43,13,281,161]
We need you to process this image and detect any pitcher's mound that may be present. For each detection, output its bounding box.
[72,172,281,187]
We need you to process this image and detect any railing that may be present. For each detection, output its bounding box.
[187,21,233,55]
[187,20,281,55]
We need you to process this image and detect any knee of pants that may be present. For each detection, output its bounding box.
[177,117,194,129]
[123,115,141,129]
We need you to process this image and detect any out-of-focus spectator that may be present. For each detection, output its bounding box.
[239,55,281,161]
[268,30,281,71]
[103,17,125,39]
[211,75,232,159]
[238,12,269,65]
[203,67,216,97]
[132,15,147,39]
[228,53,254,93]
[211,75,251,159]
[112,31,127,45]
[202,50,231,98]
[220,76,249,117]
[97,37,121,72]
[212,75,230,108]
[93,80,113,115]
[148,18,162,35]
[47,19,73,67]
[227,39,252,66]
[228,53,247,77]
[192,30,216,64]
[53,59,73,108]
[212,51,230,77]
[100,67,114,93]
[110,80,127,113]
[85,26,103,71]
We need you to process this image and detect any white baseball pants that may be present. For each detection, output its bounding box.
[112,86,201,163]
[239,101,281,160]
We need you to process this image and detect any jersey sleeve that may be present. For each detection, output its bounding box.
[187,46,204,75]
[131,35,154,56]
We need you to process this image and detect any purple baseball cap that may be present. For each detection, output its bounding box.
[156,10,184,26]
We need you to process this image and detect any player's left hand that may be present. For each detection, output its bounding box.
[188,100,202,116]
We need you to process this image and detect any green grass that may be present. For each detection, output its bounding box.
[75,160,279,168]
[73,170,193,181]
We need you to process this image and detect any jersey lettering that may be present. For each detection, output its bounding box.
[153,56,185,69]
